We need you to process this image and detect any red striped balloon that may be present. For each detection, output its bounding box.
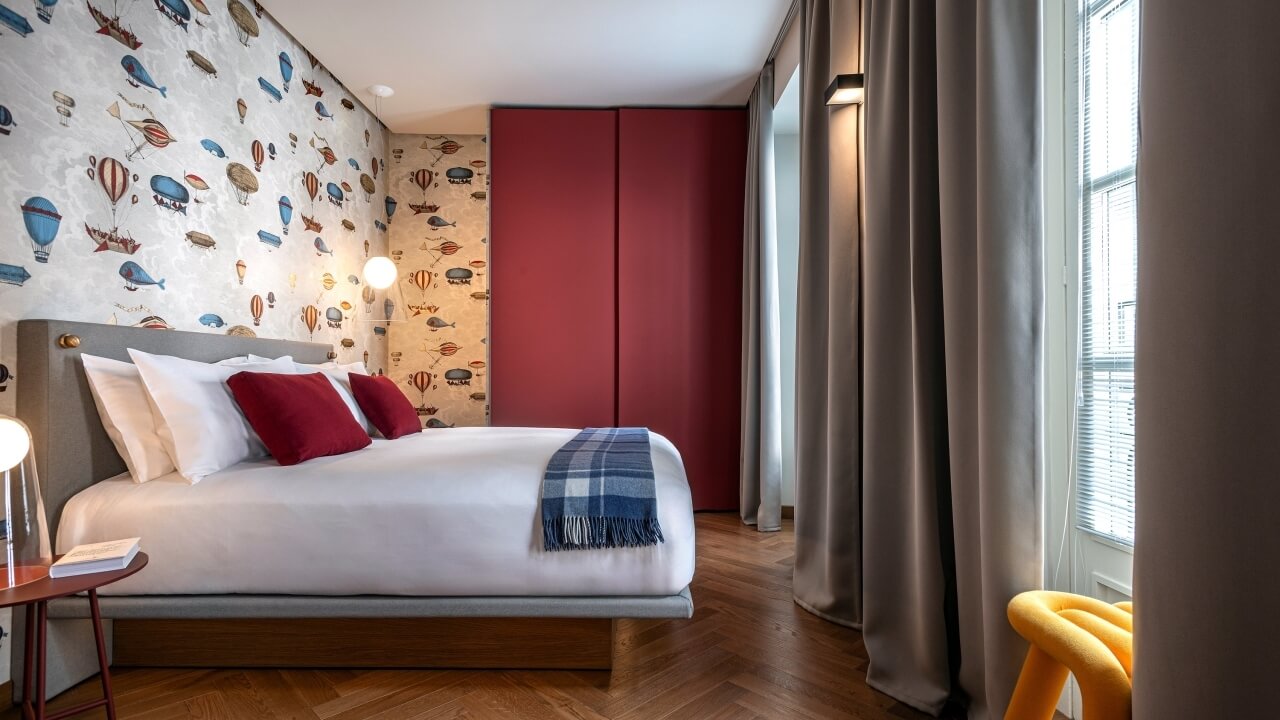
[411,371,432,394]
[301,304,319,336]
[250,294,264,325]
[251,140,264,171]
[438,342,459,356]
[411,169,433,193]
[141,121,172,149]
[303,171,319,202]
[97,157,129,206]
[411,270,431,293]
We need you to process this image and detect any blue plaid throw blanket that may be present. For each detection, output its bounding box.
[542,427,664,551]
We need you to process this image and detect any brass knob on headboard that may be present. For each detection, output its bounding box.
[57,334,81,349]
[327,351,338,360]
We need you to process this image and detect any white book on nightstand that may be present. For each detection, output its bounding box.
[50,537,141,578]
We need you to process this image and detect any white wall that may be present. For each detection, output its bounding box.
[774,132,800,507]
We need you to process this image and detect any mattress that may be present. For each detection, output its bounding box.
[57,427,696,597]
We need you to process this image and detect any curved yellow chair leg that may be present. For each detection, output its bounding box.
[1004,591,1133,720]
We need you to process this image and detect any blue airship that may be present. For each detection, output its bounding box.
[325,182,343,206]
[347,274,360,285]
[445,167,474,184]
[0,105,13,135]
[200,139,225,158]
[35,0,56,24]
[314,237,332,255]
[374,220,387,232]
[198,313,225,328]
[347,158,360,170]
[257,230,282,248]
[426,215,456,228]
[314,102,333,120]
[0,263,32,287]
[121,55,166,97]
[278,51,293,92]
[119,261,165,291]
[156,0,190,30]
[0,4,34,36]
[384,195,397,223]
[150,175,190,214]
[257,77,282,102]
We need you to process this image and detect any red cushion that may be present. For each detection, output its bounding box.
[348,373,422,439]
[227,371,372,465]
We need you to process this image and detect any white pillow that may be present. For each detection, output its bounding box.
[128,350,297,483]
[81,355,177,483]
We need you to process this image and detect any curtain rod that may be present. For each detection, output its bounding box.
[765,0,799,64]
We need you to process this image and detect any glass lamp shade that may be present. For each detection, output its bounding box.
[0,416,52,588]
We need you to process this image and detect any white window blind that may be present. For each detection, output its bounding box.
[1075,0,1139,545]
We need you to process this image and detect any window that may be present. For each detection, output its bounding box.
[1075,0,1139,545]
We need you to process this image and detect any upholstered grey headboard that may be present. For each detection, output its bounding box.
[16,319,334,539]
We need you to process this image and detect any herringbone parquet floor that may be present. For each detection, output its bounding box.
[26,514,953,719]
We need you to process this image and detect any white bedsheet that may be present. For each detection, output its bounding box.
[57,427,695,597]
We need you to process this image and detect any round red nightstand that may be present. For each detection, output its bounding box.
[0,552,148,720]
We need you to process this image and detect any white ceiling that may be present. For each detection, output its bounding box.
[263,0,792,135]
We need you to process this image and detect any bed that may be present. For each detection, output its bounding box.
[14,319,695,698]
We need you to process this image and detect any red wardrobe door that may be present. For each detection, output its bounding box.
[617,109,748,511]
[490,109,618,428]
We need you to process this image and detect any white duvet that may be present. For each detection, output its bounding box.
[57,427,696,597]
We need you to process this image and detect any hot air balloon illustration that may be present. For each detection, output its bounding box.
[325,307,342,329]
[155,0,189,29]
[21,197,61,263]
[303,78,323,97]
[266,291,275,308]
[288,132,297,152]
[256,230,281,248]
[427,215,456,229]
[35,0,57,23]
[314,102,333,121]
[361,285,375,311]
[150,175,189,213]
[347,158,359,170]
[321,272,336,290]
[251,139,264,171]
[52,91,74,126]
[107,101,174,160]
[85,156,141,254]
[278,51,292,92]
[302,171,320,205]
[444,268,473,285]
[87,2,140,49]
[184,173,208,197]
[227,0,257,45]
[426,317,456,331]
[278,195,292,234]
[121,55,165,97]
[446,167,474,184]
[309,134,336,171]
[199,313,225,328]
[226,162,258,205]
[267,142,276,160]
[250,294,263,325]
[119,261,164,290]
[375,220,386,232]
[358,173,375,202]
[410,169,434,198]
[300,304,320,339]
[0,105,13,135]
[408,371,432,407]
[409,269,432,299]
[385,195,397,223]
[236,97,247,124]
[0,264,32,287]
[189,0,209,21]
[314,237,332,256]
[288,272,296,288]
[383,298,395,322]
[444,369,471,386]
[325,182,343,207]
[423,136,461,166]
[371,157,379,178]
[235,259,246,284]
[200,138,225,157]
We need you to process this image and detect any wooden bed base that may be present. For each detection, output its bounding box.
[112,617,615,670]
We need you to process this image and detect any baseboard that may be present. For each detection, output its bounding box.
[0,680,11,707]
[782,505,794,519]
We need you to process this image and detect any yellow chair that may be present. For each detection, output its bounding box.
[1005,591,1133,720]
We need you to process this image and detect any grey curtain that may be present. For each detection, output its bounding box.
[1134,3,1280,718]
[860,2,1042,718]
[792,0,864,627]
[740,62,783,533]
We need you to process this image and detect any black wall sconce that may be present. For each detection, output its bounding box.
[825,73,864,106]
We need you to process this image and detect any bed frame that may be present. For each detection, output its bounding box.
[13,319,693,698]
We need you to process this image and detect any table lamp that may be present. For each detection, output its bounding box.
[0,416,51,587]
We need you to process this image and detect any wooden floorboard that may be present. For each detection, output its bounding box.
[10,513,1045,719]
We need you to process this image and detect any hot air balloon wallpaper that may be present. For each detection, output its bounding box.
[278,51,292,92]
[20,197,61,263]
[300,304,319,339]
[2,0,392,387]
[422,136,462,166]
[278,195,292,234]
[225,162,258,205]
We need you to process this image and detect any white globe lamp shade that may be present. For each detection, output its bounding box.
[364,256,398,290]
[0,417,30,471]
